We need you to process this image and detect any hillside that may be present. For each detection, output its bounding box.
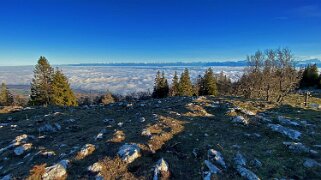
[0,95,321,179]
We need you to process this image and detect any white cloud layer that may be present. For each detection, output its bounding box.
[0,66,244,95]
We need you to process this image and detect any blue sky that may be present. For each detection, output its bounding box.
[0,0,321,65]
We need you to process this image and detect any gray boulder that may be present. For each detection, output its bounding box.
[208,149,227,169]
[42,160,69,180]
[236,165,260,180]
[204,160,221,174]
[117,144,141,163]
[268,124,301,140]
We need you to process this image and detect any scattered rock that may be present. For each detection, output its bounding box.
[251,158,262,168]
[153,158,169,180]
[208,149,227,169]
[77,144,96,159]
[141,129,151,137]
[236,165,260,180]
[88,162,103,173]
[268,124,301,140]
[42,160,69,180]
[234,152,246,166]
[204,160,221,174]
[140,117,146,122]
[283,142,318,154]
[14,143,32,156]
[277,116,300,126]
[117,122,124,127]
[117,144,141,163]
[0,174,11,180]
[38,124,59,133]
[232,116,249,125]
[309,103,321,109]
[95,129,107,141]
[40,150,56,157]
[303,158,321,168]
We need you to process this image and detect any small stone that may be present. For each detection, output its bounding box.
[0,174,11,180]
[117,144,141,163]
[234,152,246,166]
[268,124,301,140]
[232,116,249,125]
[14,143,32,156]
[303,158,321,168]
[88,162,103,173]
[153,158,169,180]
[42,160,69,180]
[204,160,221,174]
[208,149,227,169]
[236,165,260,180]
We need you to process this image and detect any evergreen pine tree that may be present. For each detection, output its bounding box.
[51,69,78,106]
[300,64,319,88]
[178,68,193,96]
[199,68,218,96]
[152,71,169,98]
[30,56,54,106]
[0,83,13,106]
[170,71,180,96]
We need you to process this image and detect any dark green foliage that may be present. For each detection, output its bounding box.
[217,71,232,95]
[0,83,14,106]
[30,56,54,106]
[319,74,321,89]
[51,69,78,106]
[178,68,193,96]
[300,64,320,88]
[170,71,180,96]
[203,68,218,96]
[152,71,169,98]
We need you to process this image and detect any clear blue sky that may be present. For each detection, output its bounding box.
[0,0,321,65]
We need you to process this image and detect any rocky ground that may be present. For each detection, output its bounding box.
[0,95,321,179]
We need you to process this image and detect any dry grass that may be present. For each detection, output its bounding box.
[99,157,140,180]
[147,116,184,152]
[75,144,96,160]
[108,130,126,143]
[184,103,213,117]
[27,164,47,180]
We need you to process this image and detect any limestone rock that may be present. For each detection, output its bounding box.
[88,162,103,173]
[303,158,321,168]
[268,124,301,140]
[117,144,141,163]
[42,160,69,180]
[208,149,227,169]
[153,158,169,180]
[277,116,300,126]
[236,165,260,180]
[234,152,246,166]
[232,116,249,125]
[14,143,32,156]
[204,160,221,174]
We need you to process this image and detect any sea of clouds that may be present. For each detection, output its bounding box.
[0,66,244,95]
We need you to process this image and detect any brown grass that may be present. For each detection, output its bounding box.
[147,116,184,152]
[108,130,126,143]
[27,164,47,180]
[99,157,139,180]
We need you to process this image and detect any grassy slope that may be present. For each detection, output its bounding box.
[0,94,320,179]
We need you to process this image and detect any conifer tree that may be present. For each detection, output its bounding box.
[170,71,180,96]
[178,68,193,96]
[30,56,54,106]
[300,64,319,88]
[0,83,14,106]
[152,71,169,98]
[51,69,78,106]
[203,68,218,96]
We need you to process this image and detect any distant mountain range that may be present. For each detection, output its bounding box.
[66,59,321,67]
